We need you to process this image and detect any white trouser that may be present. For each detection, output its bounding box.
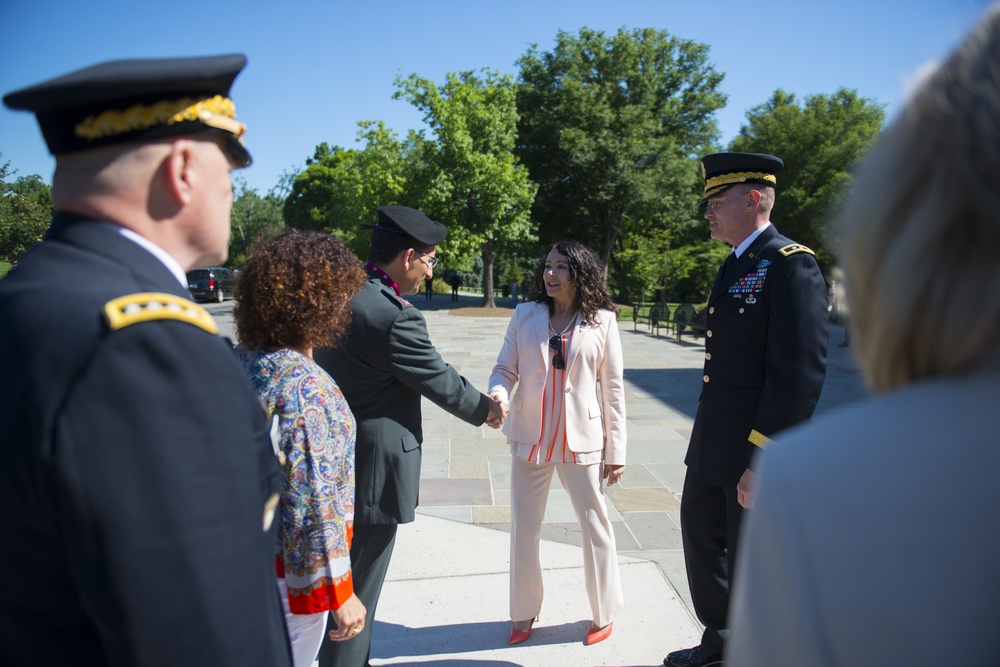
[277,577,329,667]
[509,456,623,628]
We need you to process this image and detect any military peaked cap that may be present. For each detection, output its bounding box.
[700,152,784,207]
[3,54,252,167]
[365,206,448,245]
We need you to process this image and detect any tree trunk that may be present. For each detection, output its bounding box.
[241,201,252,256]
[481,239,495,308]
[604,222,624,301]
[601,222,619,269]
[610,253,630,303]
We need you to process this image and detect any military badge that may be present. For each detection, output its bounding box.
[262,492,279,532]
[729,263,769,297]
[778,243,815,257]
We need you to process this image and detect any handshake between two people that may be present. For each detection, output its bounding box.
[484,393,509,429]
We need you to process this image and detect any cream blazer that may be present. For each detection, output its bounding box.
[488,302,626,465]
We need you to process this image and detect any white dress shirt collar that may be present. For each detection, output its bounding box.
[733,221,772,258]
[104,223,189,288]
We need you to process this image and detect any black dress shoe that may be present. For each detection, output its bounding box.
[664,645,723,667]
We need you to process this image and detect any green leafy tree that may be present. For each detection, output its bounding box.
[395,69,537,307]
[0,154,52,261]
[350,121,429,230]
[228,177,285,266]
[284,144,354,231]
[270,166,300,201]
[284,123,421,260]
[663,240,729,303]
[283,145,367,257]
[493,242,543,293]
[306,142,335,166]
[728,88,886,273]
[516,26,727,299]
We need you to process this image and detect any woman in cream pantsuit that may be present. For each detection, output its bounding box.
[489,239,626,647]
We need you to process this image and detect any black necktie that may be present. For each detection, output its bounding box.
[721,252,736,279]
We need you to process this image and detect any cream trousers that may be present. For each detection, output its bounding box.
[509,456,623,628]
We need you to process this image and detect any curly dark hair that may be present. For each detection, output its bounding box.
[234,229,366,351]
[527,239,618,325]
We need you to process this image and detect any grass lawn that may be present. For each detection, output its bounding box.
[0,260,10,278]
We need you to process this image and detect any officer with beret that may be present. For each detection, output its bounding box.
[0,56,291,666]
[314,206,506,667]
[664,153,829,667]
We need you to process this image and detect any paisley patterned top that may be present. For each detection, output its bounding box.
[238,347,356,614]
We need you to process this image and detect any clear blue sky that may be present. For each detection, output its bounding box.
[0,0,990,194]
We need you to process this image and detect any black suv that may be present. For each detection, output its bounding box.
[186,267,235,303]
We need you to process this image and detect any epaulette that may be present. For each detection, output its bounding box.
[382,290,413,309]
[103,292,219,334]
[778,243,815,257]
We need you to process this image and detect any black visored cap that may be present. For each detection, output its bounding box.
[3,54,252,167]
[699,152,784,207]
[363,206,448,245]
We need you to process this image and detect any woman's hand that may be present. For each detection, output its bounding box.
[604,464,625,486]
[328,593,367,641]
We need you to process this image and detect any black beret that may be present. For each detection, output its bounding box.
[367,206,448,245]
[3,54,252,167]
[699,152,784,207]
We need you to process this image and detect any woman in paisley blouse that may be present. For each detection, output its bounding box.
[234,229,367,667]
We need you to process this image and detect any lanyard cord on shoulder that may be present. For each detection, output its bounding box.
[365,262,400,296]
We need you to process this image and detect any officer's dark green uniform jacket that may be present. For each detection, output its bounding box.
[316,269,491,525]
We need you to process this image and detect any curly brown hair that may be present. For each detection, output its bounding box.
[527,238,618,325]
[234,229,365,351]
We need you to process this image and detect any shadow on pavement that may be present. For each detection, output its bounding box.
[374,618,612,660]
[371,661,523,667]
[623,368,702,419]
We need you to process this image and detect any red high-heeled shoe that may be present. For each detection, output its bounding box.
[508,617,536,645]
[585,622,613,645]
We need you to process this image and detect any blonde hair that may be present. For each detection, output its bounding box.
[839,4,1000,393]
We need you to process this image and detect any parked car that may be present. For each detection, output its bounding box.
[186,267,235,303]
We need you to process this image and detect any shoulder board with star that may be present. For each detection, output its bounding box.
[103,292,219,334]
[778,243,816,257]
